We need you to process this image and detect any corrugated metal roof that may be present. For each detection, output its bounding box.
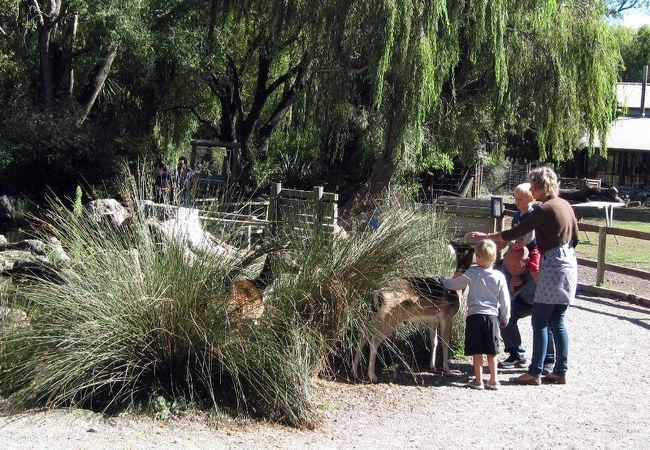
[589,116,650,151]
[617,83,650,110]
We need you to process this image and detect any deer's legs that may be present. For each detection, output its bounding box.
[428,320,439,372]
[438,315,453,374]
[352,333,369,379]
[367,335,384,383]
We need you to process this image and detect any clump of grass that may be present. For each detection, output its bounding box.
[0,179,459,425]
[267,198,458,379]
[0,182,317,426]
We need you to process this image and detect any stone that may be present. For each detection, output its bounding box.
[85,199,131,227]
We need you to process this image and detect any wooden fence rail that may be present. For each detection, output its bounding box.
[503,210,650,286]
[500,209,650,286]
[148,181,339,249]
[575,222,650,284]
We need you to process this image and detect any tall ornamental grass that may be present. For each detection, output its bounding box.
[0,190,316,426]
[267,199,457,378]
[0,186,458,425]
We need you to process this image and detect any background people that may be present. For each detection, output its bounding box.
[154,162,171,204]
[175,156,194,206]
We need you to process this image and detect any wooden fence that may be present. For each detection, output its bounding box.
[501,209,650,286]
[434,196,505,238]
[575,222,650,285]
[149,183,339,248]
[268,183,338,237]
[437,203,650,287]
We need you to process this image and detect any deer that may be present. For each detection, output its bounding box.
[352,241,475,383]
[227,245,300,321]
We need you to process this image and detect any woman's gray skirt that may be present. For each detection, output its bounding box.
[534,243,577,305]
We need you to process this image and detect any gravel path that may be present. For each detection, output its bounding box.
[2,290,649,449]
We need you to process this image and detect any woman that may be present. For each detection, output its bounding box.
[468,166,579,385]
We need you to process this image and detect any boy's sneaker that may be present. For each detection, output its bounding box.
[498,355,527,369]
[465,379,484,390]
[486,381,500,390]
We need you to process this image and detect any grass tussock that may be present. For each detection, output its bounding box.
[0,184,457,426]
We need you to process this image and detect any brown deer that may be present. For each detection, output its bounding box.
[228,247,299,320]
[352,241,475,382]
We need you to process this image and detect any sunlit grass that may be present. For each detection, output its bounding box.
[0,182,457,425]
[576,219,650,270]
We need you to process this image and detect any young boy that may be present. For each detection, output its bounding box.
[440,239,510,390]
[503,183,541,291]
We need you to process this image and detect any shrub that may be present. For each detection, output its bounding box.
[0,185,457,425]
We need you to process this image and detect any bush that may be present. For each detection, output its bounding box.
[268,198,459,379]
[0,184,457,426]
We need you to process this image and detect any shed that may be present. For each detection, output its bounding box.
[571,67,650,188]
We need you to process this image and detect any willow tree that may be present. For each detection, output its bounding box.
[152,1,619,205]
[319,0,620,214]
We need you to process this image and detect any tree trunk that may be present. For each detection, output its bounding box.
[38,26,54,108]
[238,54,271,146]
[77,46,118,125]
[218,93,237,142]
[257,66,306,157]
[68,14,78,97]
[341,97,400,220]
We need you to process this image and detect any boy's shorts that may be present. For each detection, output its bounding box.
[464,314,501,356]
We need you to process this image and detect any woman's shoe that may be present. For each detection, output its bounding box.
[509,373,541,385]
[542,373,567,384]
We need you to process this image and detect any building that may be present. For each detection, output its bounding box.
[573,68,650,188]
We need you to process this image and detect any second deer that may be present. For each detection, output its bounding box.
[352,241,475,382]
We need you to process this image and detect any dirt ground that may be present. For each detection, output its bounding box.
[1,286,649,450]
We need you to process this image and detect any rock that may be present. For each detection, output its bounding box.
[0,239,46,254]
[147,206,244,263]
[85,199,131,227]
[0,237,70,282]
[0,305,29,333]
[333,224,349,240]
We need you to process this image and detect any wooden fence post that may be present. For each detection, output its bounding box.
[269,182,282,237]
[596,226,607,286]
[313,186,324,230]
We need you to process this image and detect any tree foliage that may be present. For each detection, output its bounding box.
[617,25,650,81]
[0,0,622,206]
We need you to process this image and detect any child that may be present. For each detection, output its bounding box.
[503,182,541,292]
[440,239,510,390]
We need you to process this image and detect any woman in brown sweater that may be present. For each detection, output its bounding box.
[468,166,579,385]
